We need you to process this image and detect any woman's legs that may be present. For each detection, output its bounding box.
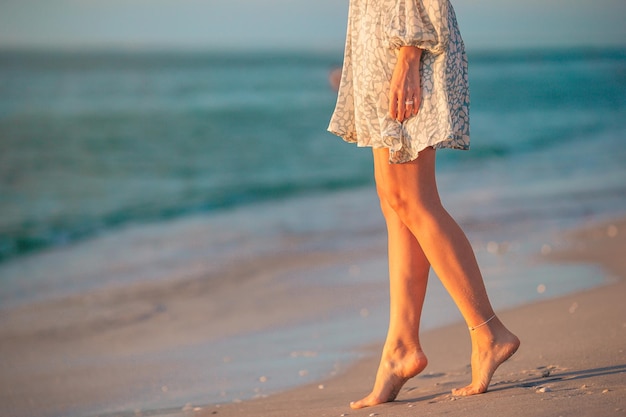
[364,146,519,403]
[350,198,430,409]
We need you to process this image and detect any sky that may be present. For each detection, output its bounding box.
[0,0,625,51]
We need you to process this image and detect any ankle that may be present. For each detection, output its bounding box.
[470,319,519,347]
[468,314,496,331]
[382,342,428,371]
[383,339,423,356]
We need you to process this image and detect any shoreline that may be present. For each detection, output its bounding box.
[195,216,626,417]
[0,215,624,417]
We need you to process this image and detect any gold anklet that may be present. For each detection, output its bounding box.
[469,314,496,331]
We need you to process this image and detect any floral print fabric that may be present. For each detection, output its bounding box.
[328,0,470,163]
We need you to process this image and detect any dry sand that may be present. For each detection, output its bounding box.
[194,218,626,417]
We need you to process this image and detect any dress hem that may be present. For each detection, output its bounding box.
[327,127,469,164]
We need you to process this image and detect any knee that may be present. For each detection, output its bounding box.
[376,181,415,219]
[376,181,441,225]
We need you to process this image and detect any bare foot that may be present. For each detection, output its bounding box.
[350,345,428,409]
[451,319,520,396]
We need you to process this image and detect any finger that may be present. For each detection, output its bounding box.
[405,97,418,117]
[389,94,399,120]
[398,103,407,122]
[396,98,406,122]
[402,97,414,120]
[399,94,411,121]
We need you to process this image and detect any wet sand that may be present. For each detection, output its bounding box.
[1,217,625,417]
[197,217,626,417]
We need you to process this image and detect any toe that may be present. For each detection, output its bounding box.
[451,383,486,397]
[349,396,375,409]
[451,386,470,396]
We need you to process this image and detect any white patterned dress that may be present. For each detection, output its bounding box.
[328,0,470,163]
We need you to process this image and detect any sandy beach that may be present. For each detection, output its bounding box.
[1,212,624,417]
[195,217,626,417]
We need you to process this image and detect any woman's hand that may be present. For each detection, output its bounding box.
[389,46,422,123]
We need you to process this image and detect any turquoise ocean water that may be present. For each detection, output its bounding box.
[1,49,625,266]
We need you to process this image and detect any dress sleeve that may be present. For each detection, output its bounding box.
[385,0,450,54]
